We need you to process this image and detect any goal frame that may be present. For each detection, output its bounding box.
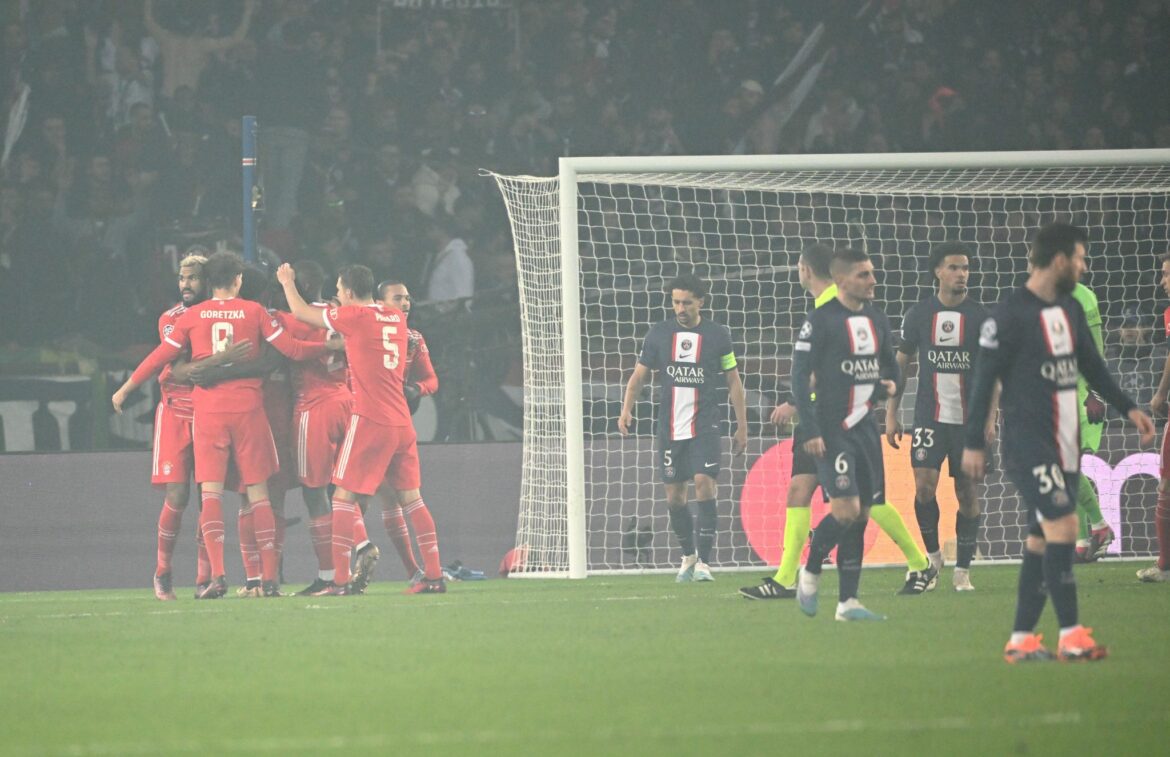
[548,148,1170,579]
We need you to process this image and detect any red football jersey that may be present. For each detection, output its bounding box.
[280,308,352,410]
[406,328,439,396]
[321,302,410,425]
[1163,306,1170,338]
[156,303,194,420]
[131,297,328,413]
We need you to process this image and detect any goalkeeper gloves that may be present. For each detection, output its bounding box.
[1084,390,1106,423]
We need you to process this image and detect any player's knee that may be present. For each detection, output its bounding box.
[396,488,422,506]
[165,482,191,508]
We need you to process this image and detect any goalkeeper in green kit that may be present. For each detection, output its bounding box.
[1071,282,1116,561]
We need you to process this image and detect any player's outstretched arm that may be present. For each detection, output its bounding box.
[112,339,185,413]
[1127,407,1156,447]
[276,263,329,330]
[725,367,748,454]
[189,343,281,386]
[169,340,252,383]
[618,363,651,436]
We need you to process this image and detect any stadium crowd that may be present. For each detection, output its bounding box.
[0,0,1169,442]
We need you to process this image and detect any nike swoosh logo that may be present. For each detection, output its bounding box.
[704,462,718,468]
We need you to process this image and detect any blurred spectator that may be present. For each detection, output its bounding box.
[144,0,257,99]
[422,214,473,304]
[256,17,325,231]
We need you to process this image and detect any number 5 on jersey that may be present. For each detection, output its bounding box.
[383,325,400,370]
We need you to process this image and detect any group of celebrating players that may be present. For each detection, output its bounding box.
[625,222,1170,663]
[112,250,448,599]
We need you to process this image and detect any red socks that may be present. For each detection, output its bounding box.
[403,498,441,580]
[353,508,370,549]
[237,502,260,581]
[1157,492,1170,571]
[383,505,420,575]
[309,514,333,572]
[251,498,278,582]
[156,501,184,576]
[331,497,357,584]
[199,490,226,578]
[195,526,211,585]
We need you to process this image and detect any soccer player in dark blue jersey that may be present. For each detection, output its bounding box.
[962,223,1154,662]
[619,274,748,582]
[792,248,899,621]
[886,242,996,592]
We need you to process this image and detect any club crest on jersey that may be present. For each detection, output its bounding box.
[680,338,693,352]
[846,316,877,355]
[836,474,850,490]
[915,448,927,462]
[162,462,172,475]
[1040,307,1073,355]
[941,321,954,333]
[162,324,174,336]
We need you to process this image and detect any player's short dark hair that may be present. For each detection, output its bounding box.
[928,241,971,272]
[338,264,375,299]
[294,259,326,302]
[799,243,834,280]
[204,251,246,291]
[1029,223,1088,268]
[829,247,870,277]
[667,274,707,301]
[238,265,271,303]
[376,278,404,301]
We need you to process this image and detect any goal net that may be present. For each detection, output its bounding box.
[491,151,1170,577]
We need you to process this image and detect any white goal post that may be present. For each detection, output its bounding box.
[491,149,1170,578]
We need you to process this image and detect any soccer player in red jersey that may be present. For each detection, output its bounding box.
[146,253,254,599]
[277,262,445,594]
[370,279,440,586]
[276,261,357,595]
[1144,252,1170,583]
[113,251,331,598]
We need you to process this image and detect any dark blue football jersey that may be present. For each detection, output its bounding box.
[638,317,737,441]
[964,286,1136,471]
[792,298,898,440]
[899,295,988,426]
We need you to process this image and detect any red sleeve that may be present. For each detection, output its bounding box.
[1164,307,1170,338]
[320,305,359,336]
[157,312,170,342]
[408,333,439,395]
[130,339,184,385]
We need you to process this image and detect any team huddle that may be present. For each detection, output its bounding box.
[113,250,447,599]
[625,222,1168,662]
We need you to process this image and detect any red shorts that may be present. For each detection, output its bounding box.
[193,406,279,486]
[151,402,194,485]
[332,415,420,496]
[1162,423,1170,477]
[295,397,354,488]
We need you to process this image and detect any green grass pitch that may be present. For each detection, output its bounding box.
[1,563,1167,756]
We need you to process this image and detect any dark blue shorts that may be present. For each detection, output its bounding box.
[658,432,722,484]
[815,423,885,507]
[909,422,966,477]
[1006,461,1079,527]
